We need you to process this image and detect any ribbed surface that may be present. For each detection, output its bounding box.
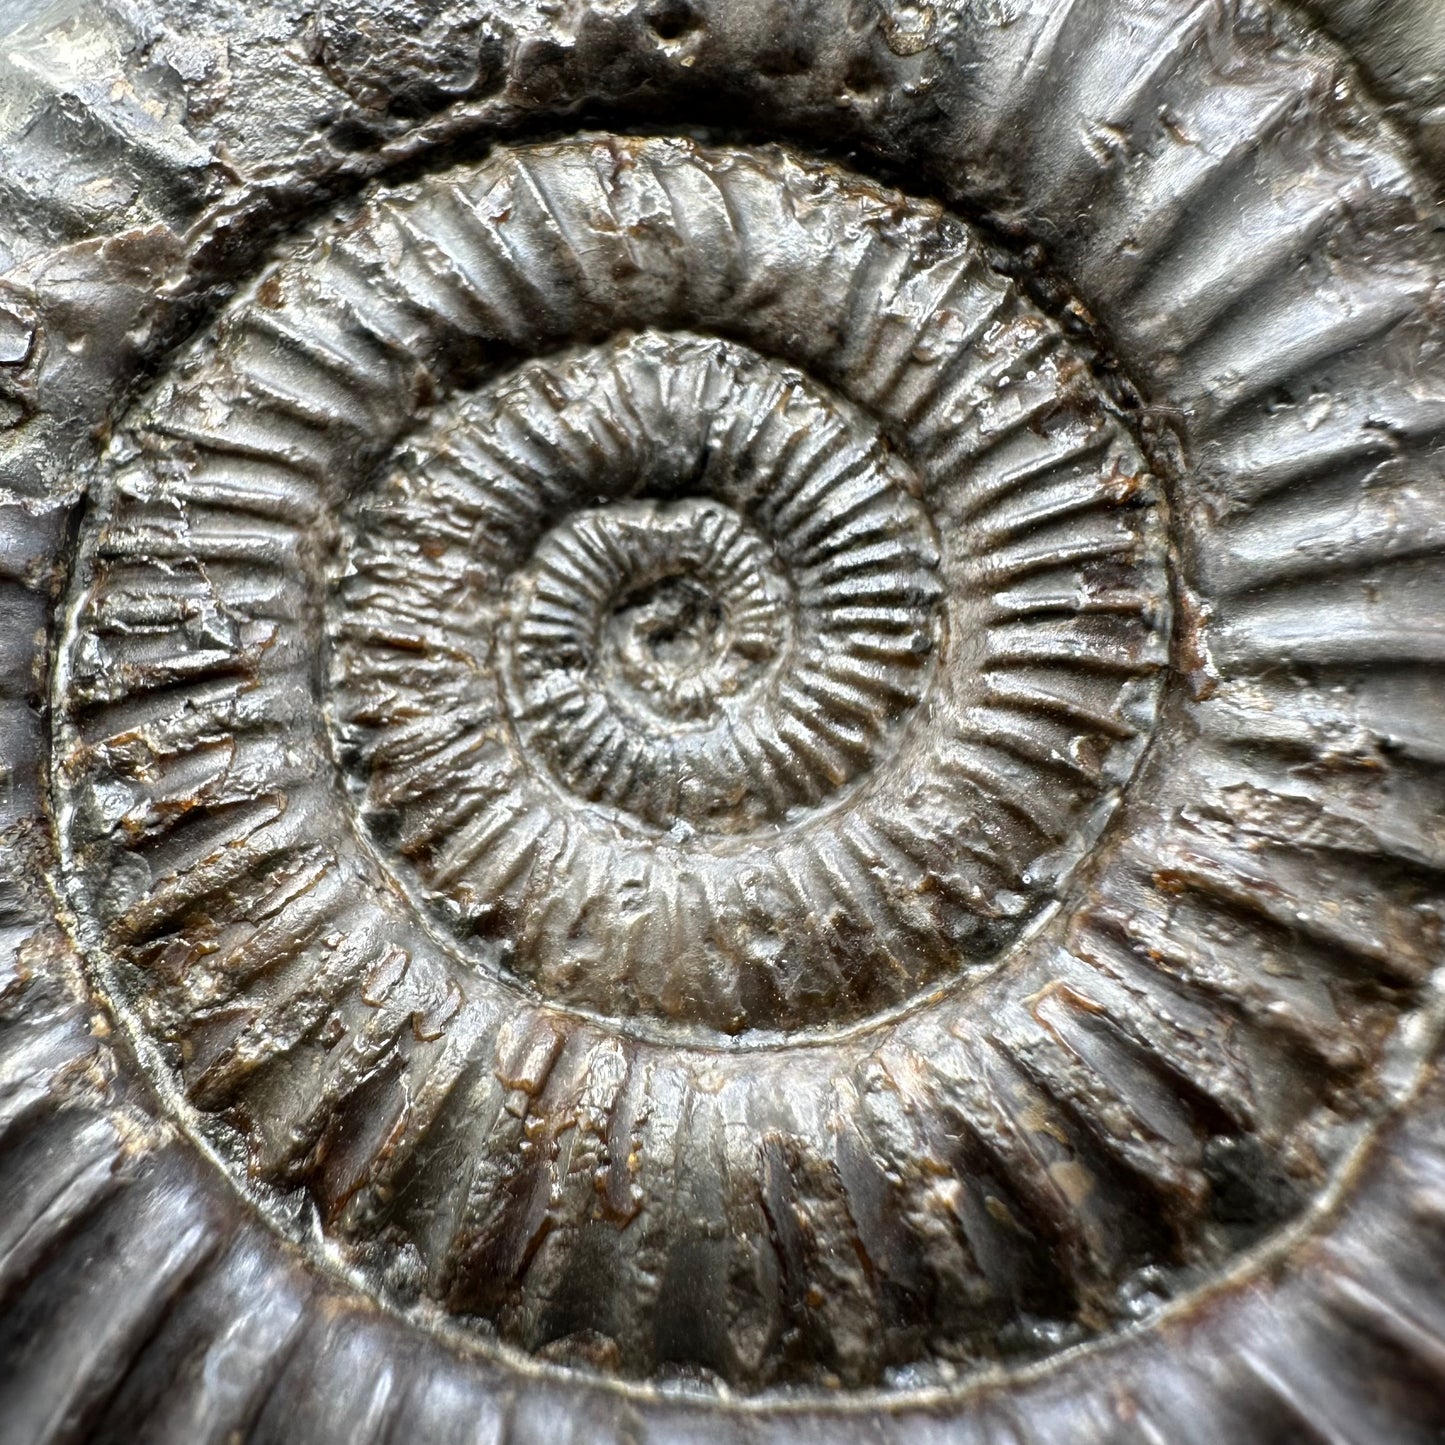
[0,0,1440,1436]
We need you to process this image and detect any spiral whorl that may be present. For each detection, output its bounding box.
[45,114,1437,1398]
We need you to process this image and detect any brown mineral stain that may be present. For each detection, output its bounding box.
[1176,583,1219,701]
[1049,1159,1094,1206]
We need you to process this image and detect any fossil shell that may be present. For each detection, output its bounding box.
[2,0,1445,1439]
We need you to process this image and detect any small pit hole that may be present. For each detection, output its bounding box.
[648,1,697,42]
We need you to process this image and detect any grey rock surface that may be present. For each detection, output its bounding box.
[1,1,1444,1440]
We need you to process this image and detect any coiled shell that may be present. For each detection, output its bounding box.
[1,0,1444,1439]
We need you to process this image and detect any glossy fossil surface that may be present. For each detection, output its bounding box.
[2,0,1445,1440]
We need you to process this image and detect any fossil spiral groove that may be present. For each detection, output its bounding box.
[56,136,1176,1376]
[2,0,1445,1439]
[332,330,952,1026]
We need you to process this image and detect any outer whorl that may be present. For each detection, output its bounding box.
[2,0,1445,1440]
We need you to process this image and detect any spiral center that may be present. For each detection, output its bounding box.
[618,576,719,669]
[512,499,790,752]
[609,578,739,717]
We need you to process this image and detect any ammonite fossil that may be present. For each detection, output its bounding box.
[2,0,1444,1440]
